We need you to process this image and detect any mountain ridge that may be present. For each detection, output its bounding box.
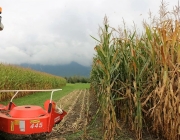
[20,62,91,77]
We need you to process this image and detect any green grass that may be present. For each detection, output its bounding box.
[1,83,90,107]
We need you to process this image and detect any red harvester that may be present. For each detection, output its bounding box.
[0,89,67,139]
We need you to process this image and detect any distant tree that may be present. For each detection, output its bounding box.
[81,77,87,83]
[66,76,90,83]
[64,76,68,81]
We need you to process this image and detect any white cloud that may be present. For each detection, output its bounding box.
[0,0,178,66]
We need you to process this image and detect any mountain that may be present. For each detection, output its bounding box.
[20,62,91,77]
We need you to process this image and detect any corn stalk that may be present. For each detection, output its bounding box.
[90,17,120,140]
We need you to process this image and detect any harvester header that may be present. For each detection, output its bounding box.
[0,6,4,31]
[0,89,67,139]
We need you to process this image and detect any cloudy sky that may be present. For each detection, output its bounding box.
[0,0,178,66]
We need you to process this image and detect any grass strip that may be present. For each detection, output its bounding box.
[1,83,90,107]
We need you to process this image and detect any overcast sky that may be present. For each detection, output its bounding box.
[0,0,178,66]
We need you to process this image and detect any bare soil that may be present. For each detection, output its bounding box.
[44,89,130,140]
[46,89,160,140]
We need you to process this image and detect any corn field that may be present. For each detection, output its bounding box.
[90,1,180,140]
[0,63,66,101]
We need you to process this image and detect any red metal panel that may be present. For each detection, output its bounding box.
[7,116,49,134]
[9,106,46,118]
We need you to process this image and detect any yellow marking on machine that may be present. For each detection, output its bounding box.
[14,120,19,125]
[11,121,14,131]
[30,119,40,124]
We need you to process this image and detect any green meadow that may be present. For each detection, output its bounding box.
[1,83,90,107]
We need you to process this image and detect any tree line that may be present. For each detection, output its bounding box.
[64,76,90,83]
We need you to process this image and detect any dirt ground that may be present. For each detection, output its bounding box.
[45,89,133,140]
[46,89,103,140]
[45,89,161,140]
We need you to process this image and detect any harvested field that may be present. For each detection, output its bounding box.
[46,89,101,140]
[0,89,163,140]
[46,89,162,140]
[0,89,165,140]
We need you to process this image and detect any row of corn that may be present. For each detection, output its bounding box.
[0,63,66,101]
[90,2,180,140]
